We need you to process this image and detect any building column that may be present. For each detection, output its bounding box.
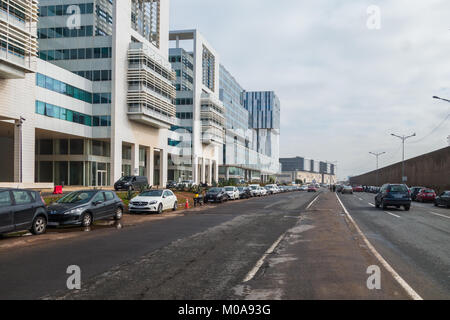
[213,161,219,183]
[146,147,154,187]
[208,160,213,185]
[131,144,140,176]
[201,158,206,184]
[225,166,230,181]
[13,119,35,183]
[159,148,168,188]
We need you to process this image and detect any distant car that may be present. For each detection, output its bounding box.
[204,188,229,203]
[264,185,274,195]
[341,186,353,194]
[224,186,240,200]
[308,185,318,192]
[259,186,268,196]
[166,181,178,189]
[352,186,364,192]
[410,186,426,201]
[179,180,197,188]
[0,189,48,236]
[114,176,149,191]
[434,191,450,208]
[129,189,177,214]
[249,185,261,197]
[47,190,124,227]
[416,189,436,203]
[300,185,308,191]
[237,187,252,199]
[375,184,411,211]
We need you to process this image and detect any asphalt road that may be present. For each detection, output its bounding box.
[338,192,450,299]
[0,190,448,300]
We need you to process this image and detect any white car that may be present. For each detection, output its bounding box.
[259,186,268,196]
[249,185,261,197]
[224,186,240,200]
[129,189,178,214]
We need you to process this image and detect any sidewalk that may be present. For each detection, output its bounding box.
[236,191,411,300]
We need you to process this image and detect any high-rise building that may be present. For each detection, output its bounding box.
[219,65,280,182]
[0,0,176,187]
[168,29,223,184]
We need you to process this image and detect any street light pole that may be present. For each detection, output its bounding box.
[369,152,385,186]
[391,133,416,183]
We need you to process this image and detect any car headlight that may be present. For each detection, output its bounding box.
[149,201,157,205]
[65,207,84,215]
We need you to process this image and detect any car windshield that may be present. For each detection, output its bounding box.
[57,191,96,204]
[139,190,163,197]
[237,187,244,191]
[208,188,221,193]
[225,187,234,191]
[424,189,435,193]
[250,186,257,190]
[389,185,408,192]
[119,176,133,182]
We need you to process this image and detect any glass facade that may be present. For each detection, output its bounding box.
[36,73,93,103]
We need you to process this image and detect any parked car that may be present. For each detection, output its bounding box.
[47,190,124,227]
[416,189,436,203]
[375,184,411,211]
[129,189,177,214]
[300,185,308,192]
[434,191,450,208]
[265,184,279,194]
[352,186,364,193]
[259,186,268,196]
[249,185,261,197]
[166,181,178,189]
[341,186,353,194]
[179,180,197,188]
[410,186,426,201]
[264,185,274,195]
[204,188,229,203]
[0,189,48,236]
[114,176,149,191]
[308,185,318,192]
[237,187,252,199]
[224,186,240,200]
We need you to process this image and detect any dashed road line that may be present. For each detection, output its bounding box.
[336,193,423,300]
[429,211,450,219]
[384,211,401,218]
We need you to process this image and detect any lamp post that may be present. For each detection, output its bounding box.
[433,96,450,145]
[369,152,385,186]
[391,133,416,183]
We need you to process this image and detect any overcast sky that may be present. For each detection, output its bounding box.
[169,0,450,180]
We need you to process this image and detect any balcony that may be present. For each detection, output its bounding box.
[128,104,175,129]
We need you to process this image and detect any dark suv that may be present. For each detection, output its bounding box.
[0,189,48,236]
[114,176,149,191]
[375,184,411,211]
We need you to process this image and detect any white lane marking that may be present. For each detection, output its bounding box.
[336,193,423,300]
[243,233,285,282]
[384,211,401,219]
[243,195,320,283]
[368,203,375,207]
[358,197,363,201]
[429,211,450,219]
[306,194,320,210]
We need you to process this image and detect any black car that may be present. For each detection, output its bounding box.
[114,176,149,191]
[410,186,425,201]
[0,189,48,236]
[204,188,229,203]
[435,191,450,208]
[238,187,252,199]
[166,180,178,189]
[47,190,124,227]
[375,184,411,211]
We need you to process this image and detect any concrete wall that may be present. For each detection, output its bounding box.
[350,147,450,193]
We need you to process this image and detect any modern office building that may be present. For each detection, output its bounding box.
[242,90,280,161]
[168,29,222,185]
[218,65,280,182]
[0,0,176,187]
[278,157,336,184]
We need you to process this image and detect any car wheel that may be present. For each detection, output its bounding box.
[404,205,410,211]
[434,202,438,207]
[173,201,178,211]
[81,213,92,227]
[157,203,163,214]
[382,202,387,210]
[30,215,47,235]
[375,201,380,208]
[114,207,123,220]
